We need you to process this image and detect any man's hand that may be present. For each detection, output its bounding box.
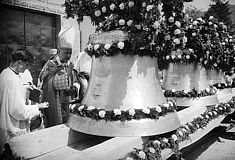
[38,102,49,109]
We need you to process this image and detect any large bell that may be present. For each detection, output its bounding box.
[68,31,181,137]
[206,69,233,103]
[162,62,219,107]
[206,69,225,85]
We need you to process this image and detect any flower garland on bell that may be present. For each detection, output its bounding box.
[70,101,177,122]
[65,0,163,58]
[119,97,235,160]
[163,87,217,98]
[213,82,232,90]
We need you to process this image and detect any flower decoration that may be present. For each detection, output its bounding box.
[163,87,217,98]
[70,101,177,122]
[120,97,235,160]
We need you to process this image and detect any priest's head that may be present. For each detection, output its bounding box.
[10,49,34,73]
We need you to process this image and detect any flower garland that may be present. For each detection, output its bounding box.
[163,87,217,98]
[213,82,231,90]
[120,97,235,160]
[70,101,177,122]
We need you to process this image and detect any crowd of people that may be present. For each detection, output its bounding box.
[0,47,91,154]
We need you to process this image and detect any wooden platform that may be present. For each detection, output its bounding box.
[9,103,229,160]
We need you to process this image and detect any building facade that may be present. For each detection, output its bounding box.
[0,0,64,83]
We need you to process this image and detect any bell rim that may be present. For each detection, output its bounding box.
[68,112,181,137]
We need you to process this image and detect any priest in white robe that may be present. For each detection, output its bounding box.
[0,49,48,153]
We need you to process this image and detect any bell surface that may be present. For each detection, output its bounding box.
[68,53,181,137]
[162,62,219,107]
[83,54,166,109]
[206,69,225,85]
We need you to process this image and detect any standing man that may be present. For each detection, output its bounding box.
[0,49,48,153]
[38,47,80,128]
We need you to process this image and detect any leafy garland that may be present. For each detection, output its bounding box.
[119,97,235,160]
[163,87,217,98]
[70,101,177,122]
[213,82,231,90]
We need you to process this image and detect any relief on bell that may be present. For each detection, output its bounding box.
[172,76,180,85]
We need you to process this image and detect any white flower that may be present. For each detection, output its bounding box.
[171,134,178,141]
[168,101,174,107]
[221,42,225,45]
[184,89,189,94]
[178,55,182,59]
[110,4,115,11]
[94,44,100,50]
[209,16,214,20]
[95,10,101,17]
[172,89,176,92]
[173,38,180,44]
[153,140,161,145]
[127,20,133,26]
[129,108,135,116]
[184,125,190,130]
[175,21,181,28]
[70,104,76,110]
[166,55,170,60]
[213,111,217,115]
[87,105,95,110]
[171,55,176,59]
[146,5,153,11]
[178,130,184,137]
[114,108,121,116]
[128,1,134,7]
[205,115,209,119]
[193,21,198,25]
[119,3,125,10]
[102,6,107,13]
[182,128,187,133]
[149,147,155,153]
[168,16,174,23]
[214,24,218,28]
[142,2,147,7]
[135,25,141,30]
[213,63,218,67]
[186,55,190,59]
[125,157,133,160]
[189,24,193,28]
[117,41,125,49]
[183,36,187,43]
[163,138,168,143]
[119,19,125,26]
[104,43,111,50]
[138,151,146,159]
[163,103,170,108]
[87,44,93,51]
[153,21,160,29]
[205,88,210,93]
[192,32,196,36]
[94,0,99,4]
[172,12,176,16]
[155,105,162,113]
[197,17,202,21]
[209,22,212,25]
[165,35,171,40]
[98,110,106,118]
[142,107,150,114]
[78,105,84,111]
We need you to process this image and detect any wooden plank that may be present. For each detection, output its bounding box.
[9,124,95,159]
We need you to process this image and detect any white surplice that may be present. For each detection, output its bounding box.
[0,67,39,152]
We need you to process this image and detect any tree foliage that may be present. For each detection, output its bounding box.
[204,0,232,31]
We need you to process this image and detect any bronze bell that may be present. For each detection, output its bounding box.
[68,31,181,137]
[206,69,225,85]
[162,62,219,107]
[206,69,233,103]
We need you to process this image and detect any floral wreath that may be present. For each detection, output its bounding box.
[163,87,217,98]
[70,101,177,122]
[120,97,235,160]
